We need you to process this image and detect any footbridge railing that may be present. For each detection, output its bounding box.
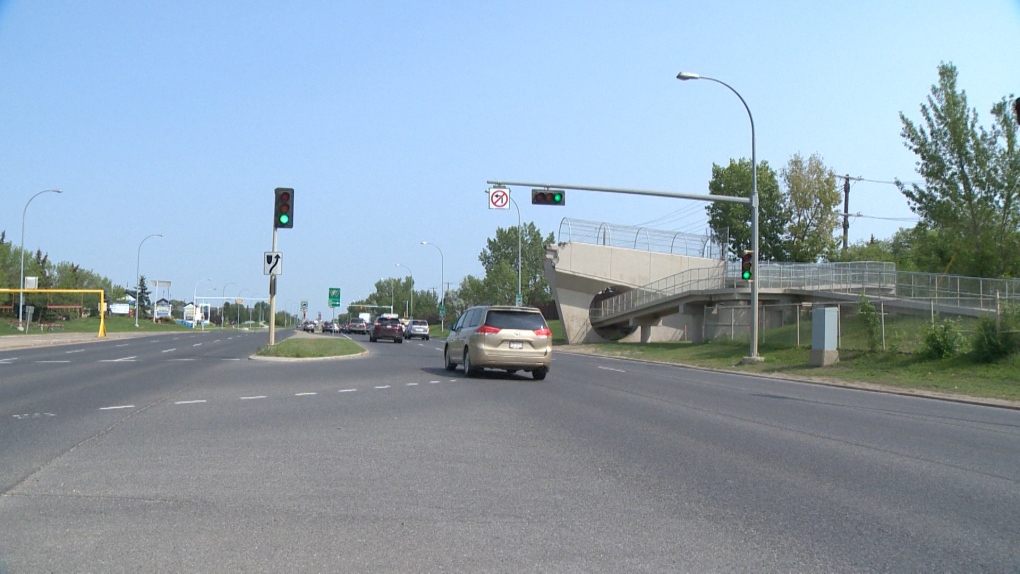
[556,218,724,259]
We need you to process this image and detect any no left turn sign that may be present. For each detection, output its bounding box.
[488,187,510,210]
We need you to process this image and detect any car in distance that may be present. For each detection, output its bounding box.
[322,321,340,333]
[301,320,316,333]
[347,318,369,335]
[370,316,404,343]
[444,305,552,379]
[404,319,430,340]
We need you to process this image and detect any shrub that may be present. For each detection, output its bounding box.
[921,317,962,359]
[857,294,881,352]
[971,304,1020,362]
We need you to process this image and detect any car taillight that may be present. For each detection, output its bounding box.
[476,325,501,334]
[534,327,552,337]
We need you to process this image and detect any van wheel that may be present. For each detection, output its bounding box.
[444,347,457,371]
[463,350,479,377]
[532,369,547,381]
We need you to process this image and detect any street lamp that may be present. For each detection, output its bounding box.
[18,189,62,331]
[420,241,445,329]
[677,71,761,361]
[135,233,163,327]
[193,278,211,329]
[395,263,413,319]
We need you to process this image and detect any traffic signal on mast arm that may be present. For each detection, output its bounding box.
[531,188,566,206]
[274,188,294,229]
[1014,97,1020,126]
[741,250,754,281]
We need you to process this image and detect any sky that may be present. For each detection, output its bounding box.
[2,1,1019,318]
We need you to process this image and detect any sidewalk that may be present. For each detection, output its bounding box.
[0,331,160,351]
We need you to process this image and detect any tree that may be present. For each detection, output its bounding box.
[897,62,1020,277]
[136,275,152,319]
[782,152,841,262]
[705,158,787,261]
[477,222,555,306]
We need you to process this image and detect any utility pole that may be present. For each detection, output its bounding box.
[842,174,851,251]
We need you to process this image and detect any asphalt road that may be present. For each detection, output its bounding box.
[1,330,1018,572]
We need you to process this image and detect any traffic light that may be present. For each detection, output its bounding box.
[531,189,565,206]
[274,187,294,228]
[1014,98,1020,126]
[740,250,753,281]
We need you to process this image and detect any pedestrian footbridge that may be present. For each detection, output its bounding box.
[545,219,1020,345]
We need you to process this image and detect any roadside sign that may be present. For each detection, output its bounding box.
[328,288,342,308]
[488,187,510,210]
[264,251,283,275]
[300,300,308,311]
[439,304,446,318]
[515,293,523,306]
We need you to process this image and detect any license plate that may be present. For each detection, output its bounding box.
[508,341,523,350]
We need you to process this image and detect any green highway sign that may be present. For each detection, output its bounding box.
[328,288,342,308]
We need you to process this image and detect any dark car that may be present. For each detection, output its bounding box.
[370,316,404,343]
[322,321,340,333]
[301,320,316,332]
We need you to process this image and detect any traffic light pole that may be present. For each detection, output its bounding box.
[268,227,278,346]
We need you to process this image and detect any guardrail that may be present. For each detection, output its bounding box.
[556,218,724,259]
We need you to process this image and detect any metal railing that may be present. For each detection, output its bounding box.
[556,218,724,259]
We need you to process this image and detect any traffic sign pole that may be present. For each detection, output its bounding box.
[269,227,278,346]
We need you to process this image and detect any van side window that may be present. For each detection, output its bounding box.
[466,308,482,328]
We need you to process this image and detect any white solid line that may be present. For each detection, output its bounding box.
[65,349,85,354]
[407,382,419,386]
[36,360,71,364]
[374,385,391,389]
[175,400,207,405]
[240,396,266,400]
[295,392,317,396]
[339,389,357,393]
[99,405,134,410]
[169,358,196,361]
[162,348,177,353]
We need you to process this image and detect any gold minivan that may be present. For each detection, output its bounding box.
[444,305,552,379]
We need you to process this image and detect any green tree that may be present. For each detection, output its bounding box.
[478,222,555,306]
[783,153,841,262]
[897,62,1020,277]
[705,158,787,261]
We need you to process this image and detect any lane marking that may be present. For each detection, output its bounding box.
[407,382,419,386]
[99,356,137,362]
[65,349,85,354]
[36,360,71,364]
[374,385,391,389]
[295,392,317,396]
[240,396,266,400]
[169,358,196,362]
[339,389,357,393]
[162,348,177,353]
[598,365,626,373]
[222,358,240,361]
[100,405,134,410]
[13,413,57,419]
[115,344,129,348]
[429,380,440,384]
[193,343,203,347]
[213,339,221,343]
[175,400,207,405]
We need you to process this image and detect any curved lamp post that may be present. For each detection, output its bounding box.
[135,233,163,327]
[420,241,445,329]
[677,72,761,361]
[19,189,62,331]
[395,263,413,319]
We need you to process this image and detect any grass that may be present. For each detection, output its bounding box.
[2,315,198,334]
[256,336,364,358]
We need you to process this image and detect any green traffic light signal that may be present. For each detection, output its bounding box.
[274,188,294,229]
[742,269,751,280]
[531,188,566,206]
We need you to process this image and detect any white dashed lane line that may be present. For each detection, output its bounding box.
[374,385,391,389]
[240,396,266,400]
[192,343,203,347]
[65,349,85,354]
[339,389,357,393]
[175,400,207,405]
[99,356,137,363]
[407,382,418,386]
[36,360,70,364]
[295,392,317,396]
[162,348,177,353]
[115,344,129,348]
[99,405,135,410]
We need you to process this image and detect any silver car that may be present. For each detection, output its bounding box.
[443,305,552,380]
[404,319,430,340]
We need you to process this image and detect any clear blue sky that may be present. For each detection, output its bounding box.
[2,1,1019,317]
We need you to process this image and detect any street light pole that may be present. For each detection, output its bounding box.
[135,233,163,328]
[509,197,522,306]
[420,241,445,329]
[193,278,211,329]
[395,263,413,319]
[18,189,62,331]
[677,71,761,361]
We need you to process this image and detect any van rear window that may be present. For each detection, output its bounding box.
[484,310,546,330]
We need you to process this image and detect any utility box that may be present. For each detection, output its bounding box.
[809,306,839,367]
